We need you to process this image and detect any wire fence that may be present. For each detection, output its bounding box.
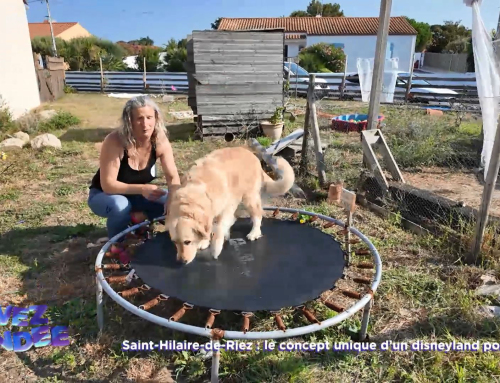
[288,77,500,259]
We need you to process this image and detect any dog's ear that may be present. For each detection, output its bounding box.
[193,212,211,240]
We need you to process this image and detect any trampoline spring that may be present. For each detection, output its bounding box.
[309,215,319,222]
[102,264,122,270]
[349,239,361,244]
[338,229,348,235]
[353,276,372,285]
[341,289,362,299]
[170,303,193,322]
[242,312,253,333]
[274,314,286,332]
[205,309,220,329]
[159,294,169,300]
[323,221,336,228]
[301,307,320,324]
[356,262,374,269]
[118,287,141,298]
[139,296,161,311]
[355,249,371,256]
[272,208,280,217]
[106,275,128,284]
[323,300,345,313]
[291,212,299,220]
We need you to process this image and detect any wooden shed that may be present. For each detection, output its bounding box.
[186,29,285,139]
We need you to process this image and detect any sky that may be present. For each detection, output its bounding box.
[25,0,500,46]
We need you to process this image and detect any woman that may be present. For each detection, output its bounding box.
[88,95,181,239]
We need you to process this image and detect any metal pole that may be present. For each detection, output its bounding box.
[211,341,220,383]
[470,115,500,263]
[45,0,58,57]
[367,0,392,130]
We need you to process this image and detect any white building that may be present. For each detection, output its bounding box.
[0,0,41,119]
[218,16,418,74]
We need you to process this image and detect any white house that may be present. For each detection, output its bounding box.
[218,16,418,73]
[0,0,41,119]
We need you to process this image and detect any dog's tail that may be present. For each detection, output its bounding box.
[261,157,295,196]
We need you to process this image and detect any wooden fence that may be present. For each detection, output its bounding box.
[64,70,480,109]
[34,54,65,102]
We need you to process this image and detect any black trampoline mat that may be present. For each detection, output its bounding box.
[130,217,345,312]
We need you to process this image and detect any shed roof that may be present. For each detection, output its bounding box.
[28,21,78,39]
[218,16,417,36]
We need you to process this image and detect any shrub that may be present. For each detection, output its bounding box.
[38,111,81,132]
[298,43,346,73]
[0,97,15,136]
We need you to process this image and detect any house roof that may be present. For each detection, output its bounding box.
[218,16,418,36]
[286,33,307,40]
[28,21,78,39]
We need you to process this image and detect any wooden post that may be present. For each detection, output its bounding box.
[367,0,393,130]
[307,74,327,187]
[143,57,147,90]
[404,53,415,102]
[470,115,500,263]
[340,55,348,100]
[299,76,313,175]
[99,56,104,93]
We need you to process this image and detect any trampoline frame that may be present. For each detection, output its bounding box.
[95,206,382,382]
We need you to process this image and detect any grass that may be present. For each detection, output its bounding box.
[1,93,499,382]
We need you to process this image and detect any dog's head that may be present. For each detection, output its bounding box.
[165,186,212,264]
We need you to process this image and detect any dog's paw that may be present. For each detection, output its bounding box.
[210,239,224,259]
[198,239,210,250]
[246,230,262,241]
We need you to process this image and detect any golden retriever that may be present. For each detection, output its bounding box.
[164,146,295,264]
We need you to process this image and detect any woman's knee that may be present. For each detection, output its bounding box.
[88,191,132,218]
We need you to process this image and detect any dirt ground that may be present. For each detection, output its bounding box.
[402,167,500,216]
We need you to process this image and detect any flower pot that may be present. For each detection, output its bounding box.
[261,121,284,141]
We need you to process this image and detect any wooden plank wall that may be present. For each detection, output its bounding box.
[188,30,285,137]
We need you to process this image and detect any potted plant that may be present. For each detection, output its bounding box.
[261,107,284,141]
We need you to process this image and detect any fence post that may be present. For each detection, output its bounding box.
[404,53,415,102]
[307,74,327,187]
[299,79,313,175]
[340,55,348,100]
[99,56,104,93]
[143,57,147,90]
[470,113,500,263]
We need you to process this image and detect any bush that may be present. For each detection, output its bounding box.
[0,97,15,136]
[38,111,80,132]
[298,43,346,73]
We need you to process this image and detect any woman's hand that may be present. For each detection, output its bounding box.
[142,184,166,201]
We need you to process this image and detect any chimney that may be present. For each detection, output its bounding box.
[316,14,322,18]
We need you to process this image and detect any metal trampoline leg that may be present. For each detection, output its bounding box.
[211,340,220,383]
[96,276,104,331]
[359,299,372,341]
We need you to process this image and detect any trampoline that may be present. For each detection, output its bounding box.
[95,207,382,382]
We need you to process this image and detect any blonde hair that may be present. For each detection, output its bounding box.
[117,95,167,152]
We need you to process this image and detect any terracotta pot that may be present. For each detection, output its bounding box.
[261,121,284,141]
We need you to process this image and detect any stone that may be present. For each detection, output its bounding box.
[480,274,497,285]
[30,133,62,150]
[39,109,57,120]
[0,138,25,150]
[12,131,30,144]
[161,95,175,103]
[477,305,500,318]
[475,284,500,297]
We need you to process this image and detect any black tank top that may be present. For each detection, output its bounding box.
[90,144,157,191]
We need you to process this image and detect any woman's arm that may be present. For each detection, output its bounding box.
[156,130,181,188]
[99,132,147,195]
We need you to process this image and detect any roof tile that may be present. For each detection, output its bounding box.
[218,17,417,36]
[28,22,78,39]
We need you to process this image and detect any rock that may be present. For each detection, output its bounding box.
[0,138,25,150]
[477,305,500,318]
[161,95,175,103]
[39,109,57,120]
[480,274,497,285]
[475,284,500,297]
[30,133,61,150]
[12,131,30,144]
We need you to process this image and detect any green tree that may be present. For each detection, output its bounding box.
[136,46,161,72]
[298,43,346,72]
[211,17,222,29]
[290,1,344,16]
[128,36,154,46]
[404,17,432,52]
[163,38,187,72]
[427,20,471,53]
